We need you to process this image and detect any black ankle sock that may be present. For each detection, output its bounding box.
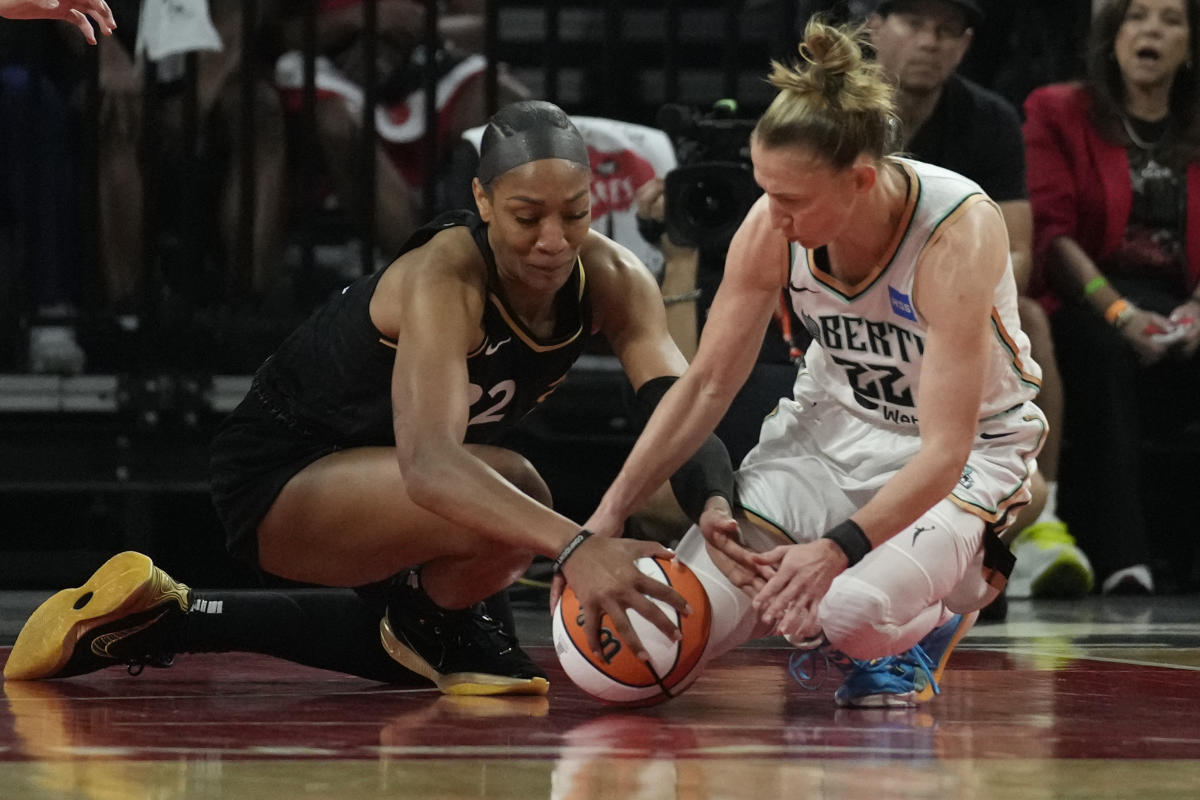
[182,589,426,685]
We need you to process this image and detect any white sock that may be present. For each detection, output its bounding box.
[1035,480,1062,525]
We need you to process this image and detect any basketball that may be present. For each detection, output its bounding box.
[552,556,712,707]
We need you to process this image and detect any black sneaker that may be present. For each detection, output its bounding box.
[4,551,190,680]
[379,570,549,696]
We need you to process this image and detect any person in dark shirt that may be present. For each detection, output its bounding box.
[868,0,1094,603]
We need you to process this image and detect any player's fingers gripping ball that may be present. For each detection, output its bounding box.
[552,556,712,706]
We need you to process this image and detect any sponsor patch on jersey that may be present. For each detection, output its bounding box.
[888,286,916,322]
[959,464,976,489]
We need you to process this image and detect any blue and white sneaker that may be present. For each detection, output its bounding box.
[833,611,979,708]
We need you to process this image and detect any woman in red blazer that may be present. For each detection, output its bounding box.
[1023,0,1200,594]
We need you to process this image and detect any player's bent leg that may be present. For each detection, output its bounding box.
[817,502,989,708]
[830,609,979,708]
[260,444,553,696]
[820,501,987,657]
[4,552,191,681]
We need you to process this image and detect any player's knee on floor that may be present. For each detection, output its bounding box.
[818,578,906,660]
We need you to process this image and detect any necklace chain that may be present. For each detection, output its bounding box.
[1120,114,1164,151]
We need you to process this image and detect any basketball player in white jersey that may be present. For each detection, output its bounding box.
[579,17,1046,707]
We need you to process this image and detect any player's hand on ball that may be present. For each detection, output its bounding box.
[559,536,690,662]
[548,572,567,615]
[554,556,712,706]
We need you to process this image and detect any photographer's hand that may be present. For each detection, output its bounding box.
[636,177,666,223]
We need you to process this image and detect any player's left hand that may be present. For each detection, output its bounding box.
[751,538,848,640]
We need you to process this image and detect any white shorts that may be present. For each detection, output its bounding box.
[735,372,1045,545]
[680,372,1045,660]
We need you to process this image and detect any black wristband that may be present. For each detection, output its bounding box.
[634,376,735,524]
[669,434,734,523]
[822,519,871,566]
[553,529,594,574]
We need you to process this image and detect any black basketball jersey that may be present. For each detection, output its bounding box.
[252,210,594,446]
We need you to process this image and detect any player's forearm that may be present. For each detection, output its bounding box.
[850,445,967,546]
[592,374,732,531]
[401,445,579,558]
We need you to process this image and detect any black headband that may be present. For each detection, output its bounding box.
[476,125,590,185]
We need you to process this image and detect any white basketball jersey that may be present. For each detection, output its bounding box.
[788,158,1042,429]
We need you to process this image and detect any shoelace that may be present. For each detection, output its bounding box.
[114,608,186,676]
[787,643,854,690]
[474,610,515,652]
[788,643,941,697]
[122,621,185,676]
[854,645,941,697]
[125,653,176,676]
[447,604,518,655]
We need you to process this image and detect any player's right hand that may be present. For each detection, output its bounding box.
[559,535,689,663]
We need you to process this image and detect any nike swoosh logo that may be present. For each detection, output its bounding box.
[90,609,168,658]
[979,431,1014,440]
[485,337,512,355]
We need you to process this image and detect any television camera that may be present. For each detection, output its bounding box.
[657,100,761,252]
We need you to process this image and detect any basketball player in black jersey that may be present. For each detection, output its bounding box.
[5,101,735,695]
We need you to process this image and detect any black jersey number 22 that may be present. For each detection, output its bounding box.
[830,354,914,411]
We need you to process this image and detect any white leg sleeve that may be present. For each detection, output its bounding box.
[817,500,989,659]
[675,527,762,664]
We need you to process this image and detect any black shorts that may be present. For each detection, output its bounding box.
[209,382,341,567]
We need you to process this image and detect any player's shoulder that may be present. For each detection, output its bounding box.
[377,222,488,314]
[902,157,986,198]
[395,222,483,276]
[579,228,654,284]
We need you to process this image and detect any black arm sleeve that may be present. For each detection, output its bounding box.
[633,375,735,524]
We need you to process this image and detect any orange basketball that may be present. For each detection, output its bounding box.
[552,556,712,706]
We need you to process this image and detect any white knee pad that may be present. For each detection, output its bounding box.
[817,575,900,659]
[674,527,760,664]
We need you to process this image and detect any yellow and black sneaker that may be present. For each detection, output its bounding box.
[3,551,190,681]
[379,569,549,697]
